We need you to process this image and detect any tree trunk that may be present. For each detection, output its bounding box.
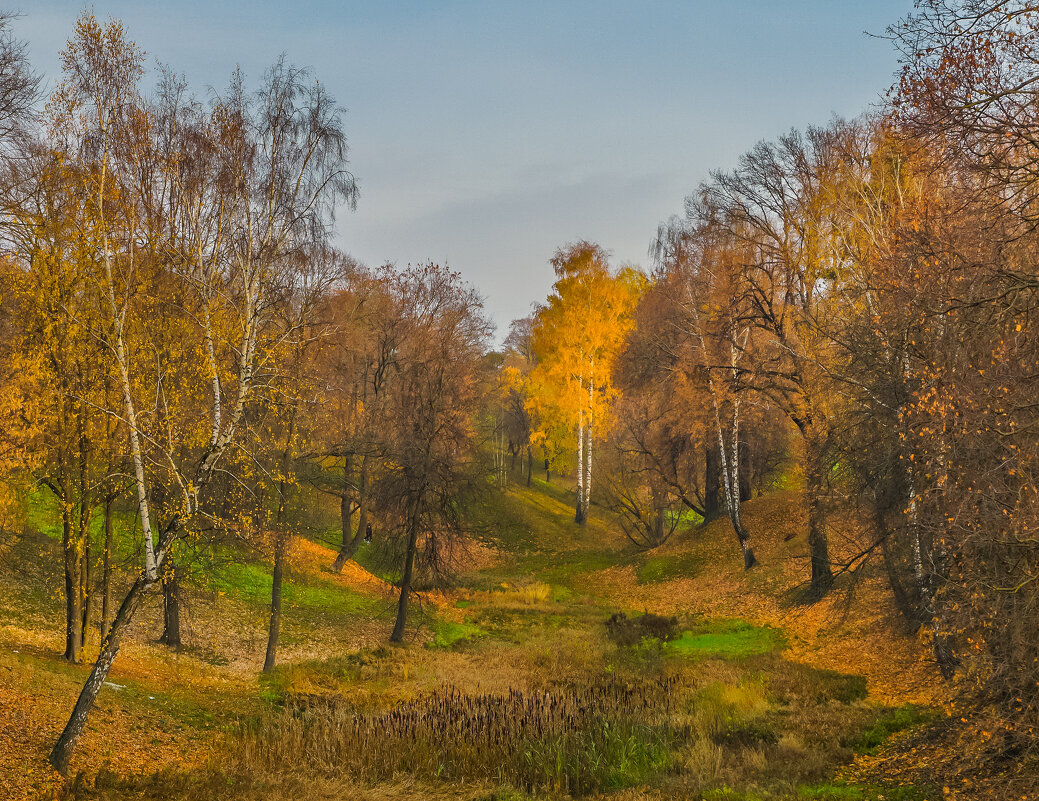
[49,572,153,776]
[77,423,91,655]
[265,423,296,672]
[62,508,83,664]
[390,520,419,643]
[585,374,593,514]
[877,509,919,633]
[526,448,533,487]
[80,534,91,654]
[100,494,114,643]
[159,566,181,649]
[704,443,721,521]
[735,521,757,570]
[262,538,285,673]
[330,496,356,573]
[575,410,585,524]
[933,630,960,680]
[803,427,833,596]
[738,438,752,502]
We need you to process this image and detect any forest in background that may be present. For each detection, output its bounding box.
[1,3,1038,799]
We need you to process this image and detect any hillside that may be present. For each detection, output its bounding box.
[1,480,946,801]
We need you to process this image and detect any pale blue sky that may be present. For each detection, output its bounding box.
[20,1,914,334]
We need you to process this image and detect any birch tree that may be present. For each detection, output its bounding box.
[683,124,861,595]
[46,14,357,773]
[529,242,640,524]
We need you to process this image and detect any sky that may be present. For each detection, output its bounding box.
[20,1,916,337]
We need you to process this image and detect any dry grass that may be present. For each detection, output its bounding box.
[0,480,953,800]
[585,491,941,707]
[234,677,679,795]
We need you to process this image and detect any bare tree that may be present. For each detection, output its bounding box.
[367,264,490,643]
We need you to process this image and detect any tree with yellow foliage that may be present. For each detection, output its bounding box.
[41,13,357,774]
[529,242,642,524]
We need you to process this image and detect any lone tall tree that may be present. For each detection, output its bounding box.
[373,264,489,643]
[529,242,640,524]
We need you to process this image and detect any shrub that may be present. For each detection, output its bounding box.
[605,612,679,646]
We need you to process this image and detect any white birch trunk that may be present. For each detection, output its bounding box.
[585,359,593,512]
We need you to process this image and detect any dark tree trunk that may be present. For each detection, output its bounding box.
[100,495,114,643]
[390,520,419,643]
[80,536,90,653]
[355,489,370,549]
[545,458,550,482]
[875,504,920,633]
[76,425,91,654]
[738,439,752,503]
[263,539,285,673]
[933,632,960,680]
[159,565,181,649]
[62,509,83,664]
[737,525,757,570]
[49,572,153,775]
[704,444,721,521]
[265,426,295,672]
[653,510,665,547]
[330,496,356,573]
[526,448,533,487]
[803,428,833,596]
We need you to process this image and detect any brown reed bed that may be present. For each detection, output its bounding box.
[232,675,683,795]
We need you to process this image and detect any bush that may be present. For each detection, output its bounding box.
[605,612,679,646]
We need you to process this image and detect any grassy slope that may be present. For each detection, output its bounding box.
[0,478,943,800]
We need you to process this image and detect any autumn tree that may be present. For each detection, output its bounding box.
[649,220,765,569]
[529,242,641,524]
[369,263,490,643]
[875,1,1039,744]
[673,123,876,594]
[502,316,537,485]
[44,14,357,773]
[250,245,350,672]
[303,267,404,572]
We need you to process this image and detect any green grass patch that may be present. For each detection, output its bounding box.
[700,784,933,801]
[22,484,143,564]
[666,506,703,527]
[666,618,786,659]
[202,551,378,619]
[23,485,62,541]
[636,551,704,583]
[429,620,486,649]
[796,782,935,800]
[849,705,938,754]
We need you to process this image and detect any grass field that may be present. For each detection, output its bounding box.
[0,478,946,800]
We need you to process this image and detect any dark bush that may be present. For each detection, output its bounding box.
[712,719,778,748]
[605,612,679,646]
